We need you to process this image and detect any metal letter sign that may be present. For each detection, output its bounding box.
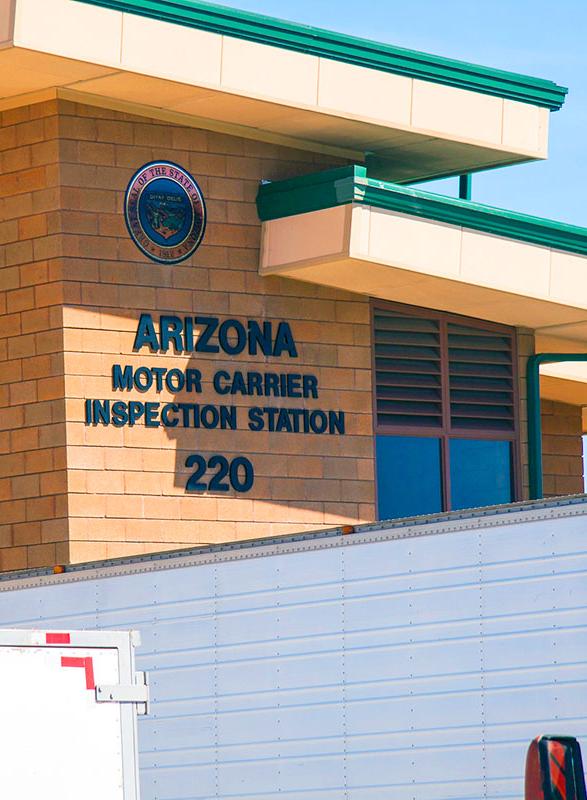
[125,161,206,264]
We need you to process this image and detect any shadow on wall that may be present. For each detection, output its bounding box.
[64,110,376,546]
[155,313,348,495]
[83,299,375,541]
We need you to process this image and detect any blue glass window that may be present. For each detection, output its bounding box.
[449,439,513,511]
[373,304,519,521]
[376,435,442,520]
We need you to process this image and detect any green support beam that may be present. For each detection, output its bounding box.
[458,174,472,201]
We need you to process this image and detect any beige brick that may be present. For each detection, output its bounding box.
[37,376,64,402]
[143,496,181,519]
[358,503,376,520]
[68,541,110,563]
[104,447,143,471]
[0,524,12,547]
[8,333,35,359]
[0,546,27,572]
[541,399,584,497]
[124,471,161,495]
[42,518,69,543]
[21,308,50,335]
[68,446,105,470]
[22,354,52,380]
[0,312,21,338]
[25,495,55,521]
[0,103,372,570]
[13,521,42,546]
[40,471,68,495]
[0,165,47,196]
[38,423,66,448]
[106,494,143,519]
[23,446,55,473]
[0,220,19,245]
[11,474,40,499]
[26,543,57,568]
[35,281,64,306]
[24,402,52,427]
[18,214,48,240]
[3,193,34,220]
[69,493,106,518]
[156,288,192,313]
[0,499,26,523]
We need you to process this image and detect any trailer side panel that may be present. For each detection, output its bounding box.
[2,502,587,800]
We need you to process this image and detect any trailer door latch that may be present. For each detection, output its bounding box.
[95,671,149,714]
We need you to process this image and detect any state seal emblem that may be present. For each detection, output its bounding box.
[124,161,206,264]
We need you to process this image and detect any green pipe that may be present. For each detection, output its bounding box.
[527,353,587,499]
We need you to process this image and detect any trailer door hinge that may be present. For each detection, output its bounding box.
[95,671,149,715]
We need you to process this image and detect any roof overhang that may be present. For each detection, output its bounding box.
[258,166,587,405]
[534,336,587,408]
[0,0,567,181]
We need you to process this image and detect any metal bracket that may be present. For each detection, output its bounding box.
[95,671,149,715]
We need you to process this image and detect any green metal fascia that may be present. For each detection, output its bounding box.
[527,354,587,500]
[75,0,567,110]
[256,166,587,259]
[257,165,367,221]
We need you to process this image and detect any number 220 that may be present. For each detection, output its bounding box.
[185,454,254,494]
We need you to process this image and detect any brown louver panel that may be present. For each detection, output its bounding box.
[374,310,442,428]
[447,323,514,431]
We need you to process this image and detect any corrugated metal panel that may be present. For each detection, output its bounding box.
[2,501,587,800]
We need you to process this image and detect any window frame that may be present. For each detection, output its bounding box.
[370,299,522,514]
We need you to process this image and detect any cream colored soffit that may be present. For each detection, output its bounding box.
[260,203,587,335]
[0,0,552,181]
[259,199,587,407]
[534,335,587,407]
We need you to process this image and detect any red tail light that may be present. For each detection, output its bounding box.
[526,736,587,800]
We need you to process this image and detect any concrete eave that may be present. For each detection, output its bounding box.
[258,170,587,408]
[260,200,587,329]
[534,335,587,407]
[0,0,561,181]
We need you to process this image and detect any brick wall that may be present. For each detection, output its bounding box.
[0,100,69,571]
[5,98,581,571]
[1,98,376,568]
[541,399,584,496]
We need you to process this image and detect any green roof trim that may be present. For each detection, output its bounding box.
[256,166,587,258]
[76,0,567,110]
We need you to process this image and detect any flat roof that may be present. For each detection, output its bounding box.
[78,0,568,110]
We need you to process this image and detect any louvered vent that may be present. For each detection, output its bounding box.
[448,323,514,431]
[374,310,442,428]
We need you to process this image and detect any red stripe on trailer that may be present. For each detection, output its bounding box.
[46,633,71,644]
[61,656,85,670]
[84,657,95,690]
[61,656,95,690]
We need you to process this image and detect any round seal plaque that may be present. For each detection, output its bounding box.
[124,161,206,264]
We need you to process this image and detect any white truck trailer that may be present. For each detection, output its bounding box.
[0,627,148,799]
[2,495,587,800]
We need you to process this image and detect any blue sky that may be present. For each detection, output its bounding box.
[213,0,587,227]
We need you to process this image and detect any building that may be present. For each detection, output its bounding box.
[0,0,585,571]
